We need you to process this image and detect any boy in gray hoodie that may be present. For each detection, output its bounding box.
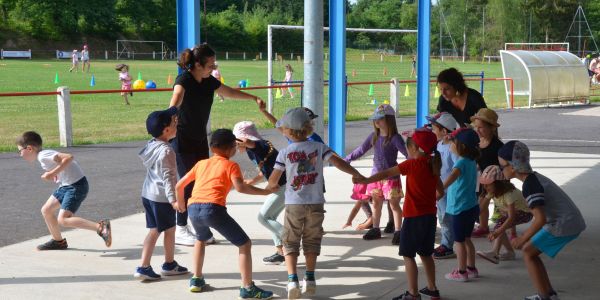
[134,106,189,281]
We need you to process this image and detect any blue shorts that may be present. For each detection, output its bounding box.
[142,197,176,233]
[448,205,479,243]
[531,228,579,258]
[52,177,88,213]
[188,203,249,246]
[398,214,437,258]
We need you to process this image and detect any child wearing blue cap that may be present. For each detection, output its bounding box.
[498,141,585,300]
[135,106,189,281]
[443,127,481,282]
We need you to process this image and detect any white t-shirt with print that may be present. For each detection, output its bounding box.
[274,141,333,205]
[37,149,85,186]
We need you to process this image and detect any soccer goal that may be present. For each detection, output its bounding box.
[504,43,570,52]
[116,40,169,60]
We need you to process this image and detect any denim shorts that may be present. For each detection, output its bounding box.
[448,205,479,243]
[532,228,579,258]
[142,197,176,233]
[188,203,249,246]
[398,214,437,258]
[52,177,89,213]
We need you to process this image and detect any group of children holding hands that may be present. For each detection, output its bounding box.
[17,102,585,300]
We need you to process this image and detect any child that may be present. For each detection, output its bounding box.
[175,129,273,299]
[211,62,225,102]
[115,63,132,105]
[134,107,189,280]
[354,129,443,300]
[342,182,374,230]
[282,64,294,98]
[345,104,408,244]
[426,112,459,259]
[16,131,111,250]
[81,44,90,73]
[69,49,79,72]
[233,120,287,265]
[443,128,480,282]
[265,107,362,299]
[476,165,532,264]
[260,105,324,144]
[498,141,585,300]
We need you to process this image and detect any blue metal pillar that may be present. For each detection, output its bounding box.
[176,0,201,73]
[329,0,346,156]
[416,0,431,127]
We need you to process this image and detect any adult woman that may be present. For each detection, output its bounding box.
[169,43,265,246]
[436,68,487,127]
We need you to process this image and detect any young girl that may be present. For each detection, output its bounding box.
[443,128,480,282]
[342,183,374,230]
[69,50,79,72]
[282,64,294,98]
[354,129,443,300]
[345,104,408,244]
[233,121,286,265]
[115,64,132,105]
[476,165,533,264]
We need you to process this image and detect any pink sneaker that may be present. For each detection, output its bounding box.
[471,227,490,238]
[467,267,479,278]
[445,269,468,282]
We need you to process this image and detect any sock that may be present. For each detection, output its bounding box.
[288,274,298,282]
[305,271,315,281]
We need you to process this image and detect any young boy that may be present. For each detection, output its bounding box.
[265,107,363,299]
[134,107,189,281]
[260,105,324,143]
[498,141,586,300]
[176,129,273,299]
[426,112,459,259]
[16,131,111,250]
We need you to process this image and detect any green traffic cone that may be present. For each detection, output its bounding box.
[54,72,59,84]
[368,84,374,96]
[138,71,142,80]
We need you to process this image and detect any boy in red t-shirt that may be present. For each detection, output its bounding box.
[354,129,444,300]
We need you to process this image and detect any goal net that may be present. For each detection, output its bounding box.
[116,40,169,60]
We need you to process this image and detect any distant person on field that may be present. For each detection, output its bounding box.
[210,62,225,102]
[410,55,416,78]
[69,49,79,73]
[81,44,90,73]
[16,131,112,251]
[134,107,189,281]
[282,64,294,98]
[115,64,131,105]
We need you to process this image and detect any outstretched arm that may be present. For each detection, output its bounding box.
[216,85,265,110]
[329,155,363,178]
[231,176,271,195]
[175,171,195,213]
[353,166,399,185]
[259,105,283,133]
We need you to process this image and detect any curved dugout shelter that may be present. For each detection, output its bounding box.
[500,50,589,107]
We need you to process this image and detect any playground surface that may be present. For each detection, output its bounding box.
[1,105,599,299]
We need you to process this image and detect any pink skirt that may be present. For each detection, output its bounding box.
[351,183,371,201]
[352,178,403,200]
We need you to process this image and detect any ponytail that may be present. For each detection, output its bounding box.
[177,43,216,71]
[429,149,442,177]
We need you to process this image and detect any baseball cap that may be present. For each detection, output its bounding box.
[303,107,319,119]
[479,165,505,184]
[451,127,480,149]
[146,106,178,138]
[276,107,311,130]
[368,104,395,120]
[426,112,459,131]
[210,128,237,148]
[411,129,438,154]
[233,121,262,141]
[498,140,533,173]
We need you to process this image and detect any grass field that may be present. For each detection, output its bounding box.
[0,54,559,151]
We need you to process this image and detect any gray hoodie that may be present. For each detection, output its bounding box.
[139,139,178,203]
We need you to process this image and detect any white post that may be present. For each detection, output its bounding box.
[400,54,403,62]
[105,50,108,60]
[29,49,31,59]
[304,0,324,137]
[226,51,229,60]
[259,52,262,60]
[389,78,400,115]
[380,54,383,62]
[267,25,273,113]
[243,52,246,60]
[57,87,73,147]
[362,53,365,62]
[153,51,156,60]
[291,52,294,60]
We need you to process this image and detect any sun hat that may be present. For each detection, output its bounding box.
[233,121,262,141]
[479,165,505,184]
[368,104,395,120]
[276,107,311,130]
[426,112,459,132]
[146,106,178,138]
[411,128,438,154]
[498,140,533,173]
[451,127,480,149]
[470,108,500,127]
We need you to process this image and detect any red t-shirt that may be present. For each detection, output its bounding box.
[397,157,438,217]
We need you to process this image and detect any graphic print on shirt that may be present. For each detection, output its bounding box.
[288,149,319,191]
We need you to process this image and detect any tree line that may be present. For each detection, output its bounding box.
[1,0,599,57]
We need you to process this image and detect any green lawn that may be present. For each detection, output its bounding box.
[0,55,544,151]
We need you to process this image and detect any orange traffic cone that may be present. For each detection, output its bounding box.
[167,74,173,85]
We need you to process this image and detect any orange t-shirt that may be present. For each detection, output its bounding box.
[187,155,242,207]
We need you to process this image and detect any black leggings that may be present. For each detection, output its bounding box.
[172,137,209,226]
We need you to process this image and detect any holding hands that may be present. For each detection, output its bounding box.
[352,174,367,184]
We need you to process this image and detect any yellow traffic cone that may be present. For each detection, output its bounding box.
[404,85,410,97]
[275,88,283,99]
[434,85,440,98]
[220,76,225,84]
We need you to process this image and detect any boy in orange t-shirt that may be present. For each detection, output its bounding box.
[175,129,274,299]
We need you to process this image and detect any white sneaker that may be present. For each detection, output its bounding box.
[287,281,301,299]
[499,251,516,261]
[301,278,316,296]
[175,225,196,246]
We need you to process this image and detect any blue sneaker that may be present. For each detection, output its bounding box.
[239,281,274,299]
[134,266,161,281]
[189,276,206,293]
[161,260,189,276]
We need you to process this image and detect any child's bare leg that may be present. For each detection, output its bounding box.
[305,253,317,272]
[523,242,553,297]
[421,255,438,291]
[510,226,517,238]
[371,194,384,228]
[454,241,467,270]
[238,240,253,286]
[478,196,491,231]
[40,196,62,241]
[344,202,362,228]
[141,229,160,266]
[286,253,299,276]
[123,94,130,105]
[288,87,294,98]
[193,240,206,278]
[465,238,476,268]
[57,210,99,231]
[497,231,514,253]
[389,197,402,231]
[404,256,419,295]
[356,202,372,230]
[163,226,176,263]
